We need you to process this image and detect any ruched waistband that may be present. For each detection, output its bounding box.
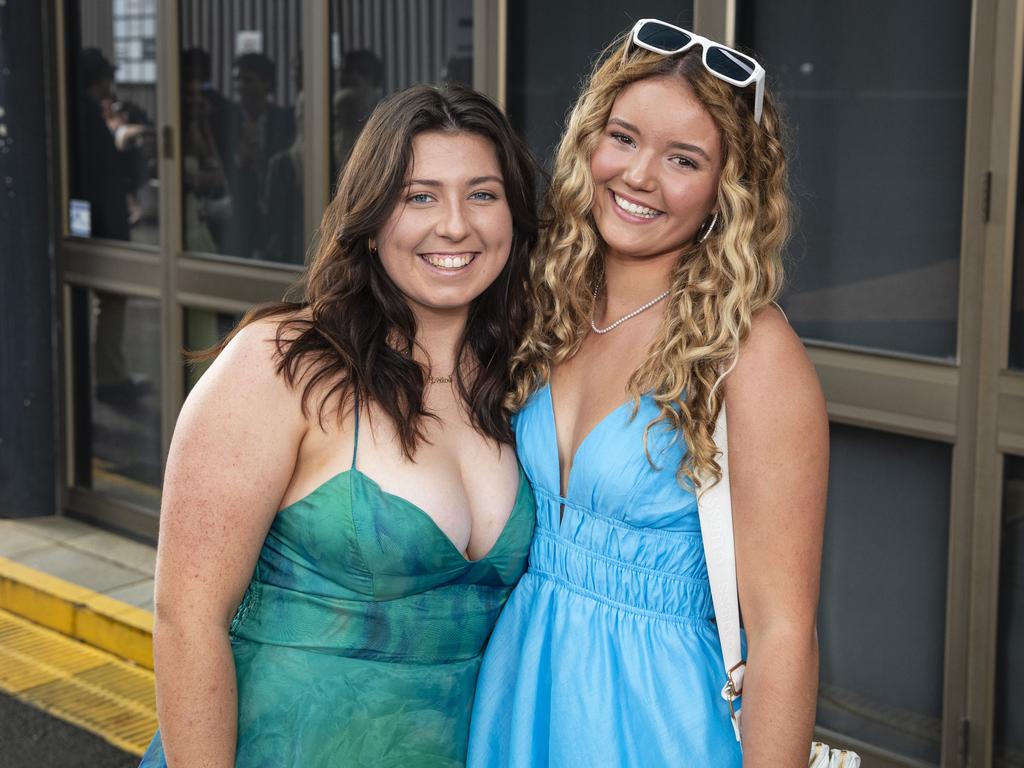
[228,579,505,664]
[527,494,714,621]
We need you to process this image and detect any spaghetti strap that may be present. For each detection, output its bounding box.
[771,300,790,324]
[351,393,360,470]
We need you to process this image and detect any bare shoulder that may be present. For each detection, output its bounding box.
[184,315,307,432]
[200,312,310,386]
[726,304,825,432]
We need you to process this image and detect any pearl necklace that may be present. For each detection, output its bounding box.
[590,282,671,334]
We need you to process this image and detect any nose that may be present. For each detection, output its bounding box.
[435,199,470,241]
[622,151,656,191]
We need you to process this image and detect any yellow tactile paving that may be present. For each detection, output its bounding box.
[0,608,156,757]
[0,556,153,669]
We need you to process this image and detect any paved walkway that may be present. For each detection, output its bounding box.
[0,516,155,611]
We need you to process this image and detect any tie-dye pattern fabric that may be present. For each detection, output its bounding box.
[140,465,534,768]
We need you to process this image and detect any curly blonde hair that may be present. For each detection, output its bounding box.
[510,31,791,489]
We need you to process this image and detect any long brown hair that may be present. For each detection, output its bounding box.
[510,32,790,489]
[202,84,540,456]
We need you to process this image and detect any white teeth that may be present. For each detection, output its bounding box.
[424,253,474,269]
[613,192,660,218]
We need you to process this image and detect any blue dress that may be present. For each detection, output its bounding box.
[467,383,743,766]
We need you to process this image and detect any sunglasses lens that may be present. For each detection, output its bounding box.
[706,46,757,81]
[635,22,691,52]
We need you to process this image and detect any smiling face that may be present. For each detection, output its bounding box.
[376,130,513,320]
[589,76,722,263]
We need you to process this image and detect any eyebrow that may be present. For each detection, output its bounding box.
[407,175,504,187]
[607,117,712,162]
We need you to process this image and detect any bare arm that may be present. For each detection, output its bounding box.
[152,320,307,767]
[726,306,828,767]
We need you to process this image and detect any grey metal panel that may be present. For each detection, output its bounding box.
[998,372,1024,454]
[176,253,297,306]
[302,0,329,257]
[808,346,959,442]
[58,242,162,297]
[958,1,1024,765]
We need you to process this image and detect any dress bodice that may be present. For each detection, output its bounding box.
[231,465,535,663]
[514,382,713,621]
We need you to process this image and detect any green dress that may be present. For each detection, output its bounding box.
[140,403,535,767]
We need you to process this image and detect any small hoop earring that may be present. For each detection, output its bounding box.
[696,212,719,245]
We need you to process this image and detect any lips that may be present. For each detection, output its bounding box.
[611,191,663,219]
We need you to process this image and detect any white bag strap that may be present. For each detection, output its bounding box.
[698,405,862,767]
[696,406,746,741]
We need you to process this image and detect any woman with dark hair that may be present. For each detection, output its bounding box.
[139,83,538,767]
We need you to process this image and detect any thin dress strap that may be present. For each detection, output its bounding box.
[351,392,360,470]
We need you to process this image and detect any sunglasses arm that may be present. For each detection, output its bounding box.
[749,74,765,125]
[754,74,765,124]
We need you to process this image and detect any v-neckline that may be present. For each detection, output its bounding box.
[545,381,634,500]
[351,464,529,565]
[279,464,529,566]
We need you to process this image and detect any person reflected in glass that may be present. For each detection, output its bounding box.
[468,21,827,767]
[74,48,150,403]
[106,99,158,240]
[331,49,384,172]
[262,56,305,264]
[224,52,295,259]
[181,58,228,254]
[75,47,129,242]
[182,47,230,157]
[139,83,539,767]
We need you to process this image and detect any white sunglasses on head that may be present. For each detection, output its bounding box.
[629,18,766,124]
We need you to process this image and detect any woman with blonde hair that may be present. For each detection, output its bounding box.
[468,20,827,767]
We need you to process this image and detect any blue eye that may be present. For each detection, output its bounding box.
[408,192,433,204]
[470,191,498,201]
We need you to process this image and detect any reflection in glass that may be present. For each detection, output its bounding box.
[1007,58,1024,368]
[738,2,970,358]
[180,2,304,264]
[184,308,242,393]
[817,425,950,764]
[505,2,693,168]
[329,0,475,180]
[70,287,162,511]
[65,0,160,245]
[997,458,1024,766]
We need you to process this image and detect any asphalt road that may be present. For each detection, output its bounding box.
[0,692,137,768]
